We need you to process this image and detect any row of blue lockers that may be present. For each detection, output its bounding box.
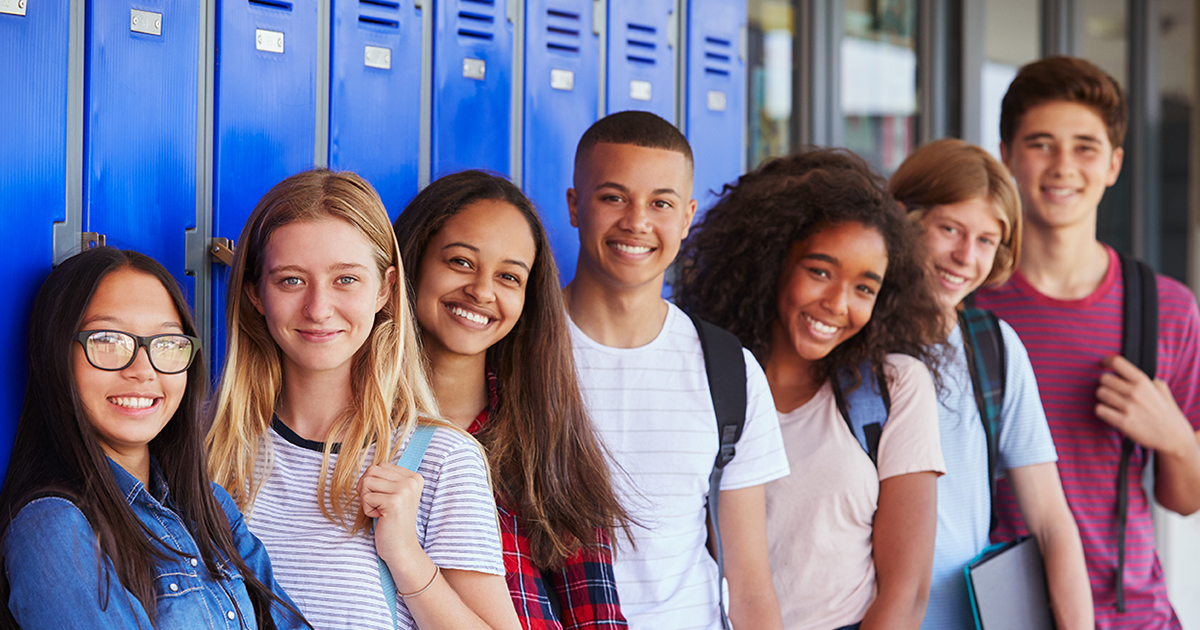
[0,0,745,474]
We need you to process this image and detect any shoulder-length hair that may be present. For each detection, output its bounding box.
[674,147,945,387]
[206,168,440,534]
[394,170,630,568]
[890,138,1022,288]
[0,247,300,629]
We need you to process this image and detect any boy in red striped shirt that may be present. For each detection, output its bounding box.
[975,56,1200,628]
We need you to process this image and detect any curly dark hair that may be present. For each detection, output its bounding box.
[673,147,945,388]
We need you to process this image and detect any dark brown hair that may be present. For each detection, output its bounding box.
[890,138,1023,288]
[0,247,304,628]
[394,170,631,569]
[674,148,945,386]
[574,110,694,173]
[1000,55,1127,148]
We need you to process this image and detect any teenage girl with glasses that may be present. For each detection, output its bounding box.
[0,246,305,629]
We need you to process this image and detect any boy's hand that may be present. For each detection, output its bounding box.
[1095,355,1193,457]
[359,462,428,587]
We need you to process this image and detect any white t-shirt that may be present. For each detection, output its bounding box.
[766,353,945,630]
[922,321,1058,630]
[246,420,503,630]
[569,302,791,630]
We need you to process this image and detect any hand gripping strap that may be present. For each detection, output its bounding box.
[378,425,438,628]
[687,312,747,630]
[1116,252,1157,613]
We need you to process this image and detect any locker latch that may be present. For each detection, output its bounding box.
[82,233,106,250]
[211,238,236,267]
[0,0,26,17]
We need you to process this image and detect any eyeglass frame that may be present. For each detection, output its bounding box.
[74,330,201,375]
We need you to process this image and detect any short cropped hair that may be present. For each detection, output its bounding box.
[1000,56,1127,148]
[574,110,694,172]
[890,138,1022,288]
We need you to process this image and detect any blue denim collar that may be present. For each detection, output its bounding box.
[106,455,170,507]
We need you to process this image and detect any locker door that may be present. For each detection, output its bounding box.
[84,1,200,302]
[523,0,599,284]
[0,0,71,475]
[431,0,514,177]
[605,0,674,121]
[212,0,318,370]
[686,0,744,211]
[330,0,423,218]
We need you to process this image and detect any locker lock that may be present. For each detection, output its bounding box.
[211,238,237,267]
[82,233,106,251]
[0,0,27,17]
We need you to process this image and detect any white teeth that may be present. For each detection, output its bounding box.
[449,305,489,325]
[939,270,967,286]
[805,315,838,335]
[612,243,652,254]
[1045,187,1075,198]
[109,397,156,410]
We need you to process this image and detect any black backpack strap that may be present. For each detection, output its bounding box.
[687,311,746,630]
[1115,252,1158,613]
[830,361,892,467]
[958,307,1007,535]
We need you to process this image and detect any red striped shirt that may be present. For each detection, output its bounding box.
[975,246,1200,629]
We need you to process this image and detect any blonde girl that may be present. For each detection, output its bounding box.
[207,169,520,630]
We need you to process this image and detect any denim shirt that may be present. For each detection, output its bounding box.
[5,457,305,629]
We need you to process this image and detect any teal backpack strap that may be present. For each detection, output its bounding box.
[378,424,438,628]
[958,307,1006,534]
[830,360,891,466]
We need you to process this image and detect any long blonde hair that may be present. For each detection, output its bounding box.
[206,168,440,533]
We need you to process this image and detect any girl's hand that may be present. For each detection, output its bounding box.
[358,462,428,585]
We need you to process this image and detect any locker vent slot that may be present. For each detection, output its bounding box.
[703,36,732,76]
[546,8,582,54]
[249,0,293,10]
[458,0,497,40]
[361,0,401,7]
[626,22,657,65]
[360,15,400,27]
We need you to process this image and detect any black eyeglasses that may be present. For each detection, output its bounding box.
[75,330,200,375]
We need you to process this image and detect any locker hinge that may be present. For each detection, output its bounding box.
[211,238,236,267]
[81,232,106,250]
[667,8,677,49]
[0,0,27,17]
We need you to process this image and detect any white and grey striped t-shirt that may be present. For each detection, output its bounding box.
[569,302,791,630]
[245,420,503,630]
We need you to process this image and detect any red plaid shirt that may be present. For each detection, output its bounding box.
[469,372,627,630]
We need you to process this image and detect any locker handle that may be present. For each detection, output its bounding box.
[211,238,237,267]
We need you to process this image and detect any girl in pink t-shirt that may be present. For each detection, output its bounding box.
[675,148,947,630]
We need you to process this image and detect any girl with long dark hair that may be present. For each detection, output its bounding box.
[393,170,630,629]
[675,148,947,630]
[0,247,304,628]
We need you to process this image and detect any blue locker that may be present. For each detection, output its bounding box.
[605,0,674,120]
[84,1,200,301]
[431,0,514,177]
[523,0,599,284]
[330,0,423,218]
[686,0,744,211]
[213,0,319,370]
[0,1,71,476]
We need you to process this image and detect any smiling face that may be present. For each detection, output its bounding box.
[415,199,537,361]
[919,198,1004,313]
[568,142,697,292]
[249,219,394,381]
[72,267,188,466]
[1001,100,1124,233]
[773,222,888,365]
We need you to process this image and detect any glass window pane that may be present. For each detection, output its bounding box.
[747,0,794,169]
[1158,0,1194,285]
[980,0,1040,158]
[841,0,917,175]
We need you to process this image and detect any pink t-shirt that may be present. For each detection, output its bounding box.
[975,245,1200,629]
[766,353,945,630]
